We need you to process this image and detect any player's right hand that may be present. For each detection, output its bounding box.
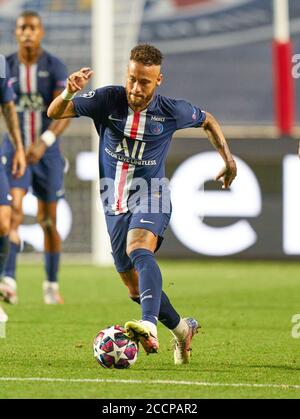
[12,147,26,178]
[67,68,94,93]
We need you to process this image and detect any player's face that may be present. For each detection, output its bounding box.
[126,61,163,111]
[15,16,44,50]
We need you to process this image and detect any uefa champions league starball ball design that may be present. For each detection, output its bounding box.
[94,325,139,369]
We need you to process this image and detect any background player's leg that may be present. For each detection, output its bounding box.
[0,206,15,308]
[3,188,26,303]
[38,200,64,305]
[0,206,11,279]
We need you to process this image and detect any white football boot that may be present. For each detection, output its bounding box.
[43,281,64,305]
[0,304,8,338]
[173,318,200,365]
[0,277,18,304]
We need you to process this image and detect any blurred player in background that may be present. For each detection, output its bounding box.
[0,11,70,305]
[48,44,237,364]
[0,59,26,321]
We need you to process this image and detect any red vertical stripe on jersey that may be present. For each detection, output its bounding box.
[116,163,130,212]
[116,112,140,212]
[130,112,140,139]
[26,65,35,144]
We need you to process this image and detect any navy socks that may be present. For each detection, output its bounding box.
[131,291,180,330]
[45,252,60,283]
[0,236,9,278]
[4,241,20,280]
[129,249,180,329]
[130,249,162,325]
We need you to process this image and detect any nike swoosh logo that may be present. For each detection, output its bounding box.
[108,115,123,122]
[140,219,155,225]
[140,289,151,298]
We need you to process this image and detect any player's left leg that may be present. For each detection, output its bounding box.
[37,200,64,305]
[122,266,199,362]
[32,152,65,305]
[124,209,200,362]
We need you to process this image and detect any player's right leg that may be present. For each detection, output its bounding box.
[104,213,159,352]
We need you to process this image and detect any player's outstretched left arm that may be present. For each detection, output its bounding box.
[26,89,72,164]
[202,112,237,189]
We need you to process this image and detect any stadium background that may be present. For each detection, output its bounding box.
[0,0,300,259]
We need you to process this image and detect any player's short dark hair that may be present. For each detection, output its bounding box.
[17,10,42,24]
[130,44,163,66]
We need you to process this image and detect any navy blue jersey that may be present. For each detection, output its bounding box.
[73,86,206,215]
[6,50,67,150]
[0,62,14,105]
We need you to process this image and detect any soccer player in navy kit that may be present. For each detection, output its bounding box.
[48,45,237,363]
[1,11,70,305]
[0,59,26,321]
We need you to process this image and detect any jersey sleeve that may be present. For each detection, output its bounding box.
[174,99,206,130]
[72,87,110,122]
[51,57,68,91]
[0,62,14,104]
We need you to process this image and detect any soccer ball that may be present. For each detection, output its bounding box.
[93,325,139,369]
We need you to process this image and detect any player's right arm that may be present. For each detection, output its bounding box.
[47,67,94,119]
[1,100,26,178]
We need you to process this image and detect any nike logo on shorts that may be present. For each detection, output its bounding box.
[140,219,155,225]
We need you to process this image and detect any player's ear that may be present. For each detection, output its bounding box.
[156,73,163,87]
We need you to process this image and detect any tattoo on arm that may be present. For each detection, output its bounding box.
[203,113,233,162]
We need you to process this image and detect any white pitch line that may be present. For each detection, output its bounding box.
[0,377,300,390]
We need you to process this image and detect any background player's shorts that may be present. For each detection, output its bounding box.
[0,158,11,206]
[105,210,171,273]
[2,144,65,202]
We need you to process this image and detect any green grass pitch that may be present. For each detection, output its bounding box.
[0,260,300,399]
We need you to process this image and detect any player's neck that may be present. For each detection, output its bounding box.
[129,101,150,113]
[18,47,43,65]
[128,95,155,113]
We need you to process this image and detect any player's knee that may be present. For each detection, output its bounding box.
[11,205,24,227]
[0,219,10,236]
[38,215,54,231]
[126,241,146,257]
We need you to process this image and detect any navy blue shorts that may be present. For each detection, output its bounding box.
[105,211,171,273]
[0,158,11,206]
[1,143,65,203]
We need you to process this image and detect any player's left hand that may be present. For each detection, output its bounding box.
[298,140,300,159]
[26,141,47,165]
[215,160,237,189]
